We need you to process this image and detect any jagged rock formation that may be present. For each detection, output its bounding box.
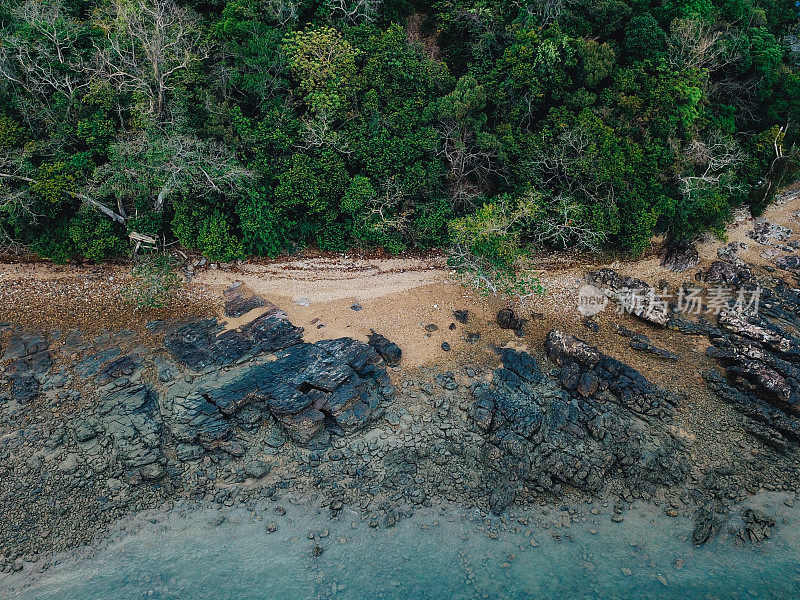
[776,255,800,277]
[163,310,303,370]
[1,330,52,404]
[472,331,688,512]
[662,243,700,273]
[164,336,393,449]
[223,282,266,318]
[0,310,395,484]
[367,331,402,366]
[696,260,753,286]
[704,295,800,445]
[588,269,671,327]
[616,325,680,360]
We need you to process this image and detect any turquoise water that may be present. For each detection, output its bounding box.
[5,495,800,600]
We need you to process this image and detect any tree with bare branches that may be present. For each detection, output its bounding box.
[95,132,254,216]
[0,0,90,129]
[678,131,746,199]
[436,75,499,211]
[92,0,209,120]
[326,0,384,25]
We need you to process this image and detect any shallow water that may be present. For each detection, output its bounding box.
[5,494,800,600]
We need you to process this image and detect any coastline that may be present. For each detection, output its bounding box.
[4,491,800,599]
[2,193,800,595]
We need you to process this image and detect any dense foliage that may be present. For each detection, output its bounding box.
[1,0,798,263]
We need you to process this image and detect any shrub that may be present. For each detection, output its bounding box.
[122,253,182,309]
[447,196,543,301]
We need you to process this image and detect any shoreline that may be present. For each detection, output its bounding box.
[2,194,800,595]
[4,490,800,597]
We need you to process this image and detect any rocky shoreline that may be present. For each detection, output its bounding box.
[5,218,800,583]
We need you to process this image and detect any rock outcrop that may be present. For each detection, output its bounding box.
[588,269,670,327]
[165,337,392,448]
[163,311,303,369]
[1,309,395,487]
[661,243,699,273]
[696,260,752,286]
[1,330,52,404]
[704,288,800,443]
[472,331,687,507]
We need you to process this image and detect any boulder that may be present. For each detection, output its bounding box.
[661,243,699,273]
[367,331,402,366]
[588,270,670,327]
[496,308,525,330]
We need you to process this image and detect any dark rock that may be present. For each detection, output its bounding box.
[453,310,469,324]
[545,330,602,369]
[739,507,776,544]
[629,341,680,361]
[424,324,439,332]
[615,325,649,344]
[2,331,52,403]
[692,501,727,545]
[546,330,677,418]
[696,261,751,287]
[97,355,139,384]
[472,337,687,510]
[776,254,800,276]
[489,485,516,515]
[75,347,122,377]
[164,313,303,369]
[98,383,164,478]
[441,342,451,352]
[277,408,327,444]
[588,270,670,327]
[245,460,270,479]
[703,370,800,443]
[577,371,599,397]
[661,243,699,273]
[175,336,392,445]
[225,295,266,319]
[748,220,791,245]
[368,331,402,366]
[497,308,525,330]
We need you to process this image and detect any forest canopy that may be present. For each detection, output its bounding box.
[0,0,798,263]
